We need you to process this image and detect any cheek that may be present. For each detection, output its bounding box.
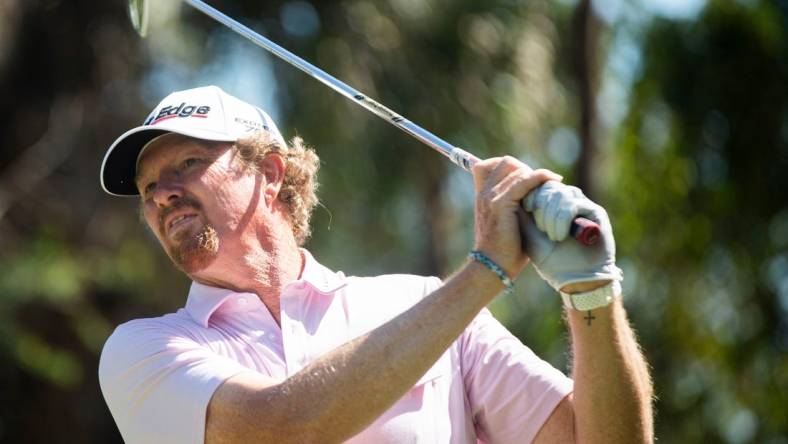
[142,203,165,240]
[201,169,263,229]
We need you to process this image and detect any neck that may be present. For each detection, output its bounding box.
[190,225,304,325]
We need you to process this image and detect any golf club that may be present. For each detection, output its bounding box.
[127,0,601,246]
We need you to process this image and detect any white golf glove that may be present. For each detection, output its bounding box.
[522,180,623,292]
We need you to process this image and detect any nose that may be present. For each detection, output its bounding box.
[151,173,184,208]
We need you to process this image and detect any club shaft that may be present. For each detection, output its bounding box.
[181,0,599,246]
[183,0,478,171]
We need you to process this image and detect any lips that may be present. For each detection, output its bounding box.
[157,197,204,239]
[163,210,199,237]
[169,214,195,230]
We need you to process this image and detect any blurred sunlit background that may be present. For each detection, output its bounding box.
[0,0,786,442]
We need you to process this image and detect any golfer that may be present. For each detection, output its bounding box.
[98,86,652,444]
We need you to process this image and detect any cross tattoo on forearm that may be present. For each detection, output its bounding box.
[584,311,596,326]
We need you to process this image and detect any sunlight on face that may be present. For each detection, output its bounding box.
[136,135,237,274]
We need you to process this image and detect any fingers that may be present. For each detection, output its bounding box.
[530,181,557,234]
[548,185,585,241]
[529,183,591,242]
[544,189,563,240]
[496,168,562,209]
[472,156,532,192]
[551,205,575,242]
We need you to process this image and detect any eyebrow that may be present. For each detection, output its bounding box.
[134,166,157,193]
[134,143,221,189]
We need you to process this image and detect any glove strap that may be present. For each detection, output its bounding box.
[560,281,622,311]
[468,251,514,294]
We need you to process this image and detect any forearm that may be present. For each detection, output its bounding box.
[262,261,502,443]
[567,298,653,443]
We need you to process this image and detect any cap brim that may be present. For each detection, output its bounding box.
[100,125,236,196]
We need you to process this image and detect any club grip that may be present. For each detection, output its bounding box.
[570,217,601,246]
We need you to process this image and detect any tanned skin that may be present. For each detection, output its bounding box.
[135,135,653,443]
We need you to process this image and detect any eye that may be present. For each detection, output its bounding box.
[144,181,157,196]
[181,157,202,169]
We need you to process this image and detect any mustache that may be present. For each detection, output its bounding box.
[158,197,202,233]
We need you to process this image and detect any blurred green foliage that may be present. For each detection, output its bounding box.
[0,0,785,442]
[609,3,788,441]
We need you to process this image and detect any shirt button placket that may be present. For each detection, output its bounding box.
[280,294,304,377]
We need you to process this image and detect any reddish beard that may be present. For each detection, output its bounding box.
[159,198,220,273]
[171,224,220,273]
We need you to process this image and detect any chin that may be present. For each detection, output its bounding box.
[169,225,221,274]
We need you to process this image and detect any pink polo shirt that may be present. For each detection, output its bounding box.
[99,250,573,443]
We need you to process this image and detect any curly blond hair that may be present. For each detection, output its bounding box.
[234,132,320,245]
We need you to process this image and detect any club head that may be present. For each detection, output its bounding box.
[128,0,149,37]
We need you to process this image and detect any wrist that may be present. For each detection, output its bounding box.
[560,281,622,311]
[468,250,515,294]
[470,243,524,279]
[465,260,507,291]
[561,280,610,294]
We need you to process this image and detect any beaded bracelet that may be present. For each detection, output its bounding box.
[468,250,514,293]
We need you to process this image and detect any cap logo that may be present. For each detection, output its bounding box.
[234,117,269,133]
[144,102,211,126]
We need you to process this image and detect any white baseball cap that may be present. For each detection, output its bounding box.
[100,85,286,196]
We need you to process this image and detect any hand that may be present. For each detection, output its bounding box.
[471,157,563,278]
[521,181,623,293]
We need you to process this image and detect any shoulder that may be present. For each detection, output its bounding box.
[102,311,196,347]
[98,312,251,444]
[98,311,199,379]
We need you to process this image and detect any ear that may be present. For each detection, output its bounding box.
[259,153,286,208]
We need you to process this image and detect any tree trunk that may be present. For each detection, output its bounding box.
[573,0,600,198]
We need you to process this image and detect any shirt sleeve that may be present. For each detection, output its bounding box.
[460,308,574,444]
[98,318,253,444]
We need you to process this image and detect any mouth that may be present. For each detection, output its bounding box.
[165,212,198,236]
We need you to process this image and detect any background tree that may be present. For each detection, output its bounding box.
[0,0,785,442]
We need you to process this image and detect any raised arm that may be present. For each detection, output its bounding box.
[520,180,654,444]
[205,164,563,444]
[563,292,653,443]
[207,262,503,444]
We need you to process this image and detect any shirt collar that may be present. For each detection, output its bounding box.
[297,249,347,295]
[184,282,243,328]
[184,249,347,327]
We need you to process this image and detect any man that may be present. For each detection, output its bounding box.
[98,85,653,443]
